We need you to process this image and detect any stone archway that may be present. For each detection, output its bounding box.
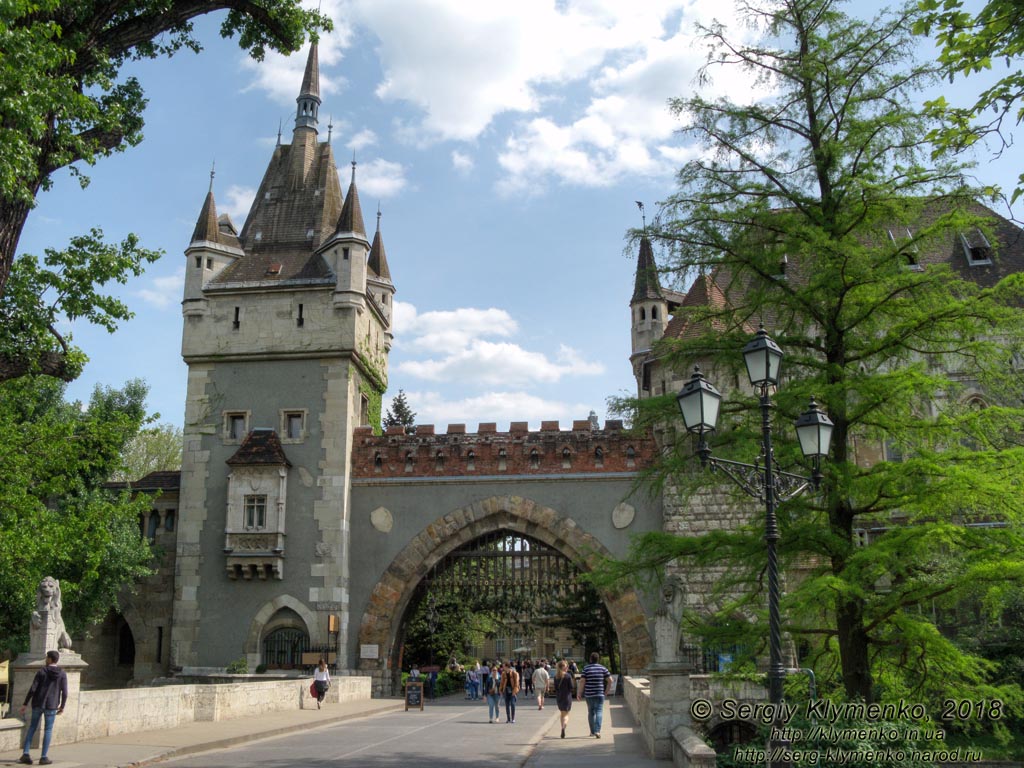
[356,494,653,692]
[245,594,322,665]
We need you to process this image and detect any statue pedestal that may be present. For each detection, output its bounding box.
[643,661,694,759]
[13,652,87,750]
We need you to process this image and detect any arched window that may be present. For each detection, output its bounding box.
[639,307,646,321]
[562,447,572,468]
[651,306,658,320]
[530,448,541,469]
[405,451,415,473]
[262,626,309,670]
[435,450,445,470]
[625,445,636,468]
[374,452,383,472]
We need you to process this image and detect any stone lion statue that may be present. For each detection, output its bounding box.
[31,576,73,649]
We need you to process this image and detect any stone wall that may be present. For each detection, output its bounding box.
[0,675,372,752]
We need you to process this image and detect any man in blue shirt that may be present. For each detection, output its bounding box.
[578,651,612,738]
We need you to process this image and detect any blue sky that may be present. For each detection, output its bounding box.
[17,0,1020,430]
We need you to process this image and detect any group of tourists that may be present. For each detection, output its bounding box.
[467,652,613,738]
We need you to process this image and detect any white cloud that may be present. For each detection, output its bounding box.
[389,390,598,430]
[221,185,256,225]
[348,128,378,150]
[394,303,604,386]
[395,305,517,352]
[136,268,185,309]
[451,150,474,173]
[358,158,408,198]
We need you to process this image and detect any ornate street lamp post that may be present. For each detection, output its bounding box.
[676,326,833,766]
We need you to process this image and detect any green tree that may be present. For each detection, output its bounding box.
[113,422,183,482]
[0,376,155,651]
[599,0,1024,708]
[0,0,329,381]
[915,0,1024,201]
[383,389,417,430]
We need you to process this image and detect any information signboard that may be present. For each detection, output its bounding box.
[405,681,424,711]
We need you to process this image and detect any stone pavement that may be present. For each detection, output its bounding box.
[0,694,670,767]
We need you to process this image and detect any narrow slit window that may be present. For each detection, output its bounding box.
[233,307,240,329]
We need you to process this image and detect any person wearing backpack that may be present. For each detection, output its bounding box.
[499,662,520,723]
[18,650,68,766]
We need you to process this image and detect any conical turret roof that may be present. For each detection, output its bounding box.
[299,42,320,101]
[631,235,663,302]
[334,160,367,237]
[368,207,392,281]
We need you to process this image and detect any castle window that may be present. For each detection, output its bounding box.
[195,256,202,268]
[562,447,572,469]
[360,395,370,426]
[146,513,159,541]
[405,451,415,473]
[164,511,176,532]
[343,247,350,260]
[233,307,240,329]
[207,258,213,269]
[280,410,306,442]
[254,231,262,242]
[224,412,249,441]
[530,448,540,469]
[640,307,646,321]
[374,452,383,472]
[651,306,658,320]
[435,451,445,470]
[960,229,993,265]
[244,495,267,530]
[466,450,476,471]
[594,446,604,467]
[625,445,636,468]
[297,303,304,327]
[497,448,507,472]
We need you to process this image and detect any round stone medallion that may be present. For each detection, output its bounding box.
[612,502,636,529]
[370,506,394,533]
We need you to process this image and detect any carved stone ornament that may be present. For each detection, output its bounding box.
[31,576,73,651]
[611,502,636,529]
[370,506,394,533]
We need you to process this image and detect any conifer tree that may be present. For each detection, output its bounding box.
[383,390,417,430]
[600,0,1024,708]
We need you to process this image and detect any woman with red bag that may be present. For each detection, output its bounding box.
[312,658,331,709]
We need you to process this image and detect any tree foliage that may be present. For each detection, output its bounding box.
[0,0,329,381]
[383,389,417,430]
[113,421,183,482]
[0,376,155,652]
[915,0,1024,202]
[598,0,1024,709]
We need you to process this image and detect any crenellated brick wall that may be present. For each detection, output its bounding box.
[352,420,657,478]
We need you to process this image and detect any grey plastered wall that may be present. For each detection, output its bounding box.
[190,357,333,667]
[347,473,663,666]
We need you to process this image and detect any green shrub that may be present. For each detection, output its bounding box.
[225,657,248,674]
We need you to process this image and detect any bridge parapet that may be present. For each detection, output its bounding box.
[352,420,657,478]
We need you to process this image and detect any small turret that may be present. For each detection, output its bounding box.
[368,204,395,338]
[321,160,370,312]
[183,169,244,315]
[295,42,320,134]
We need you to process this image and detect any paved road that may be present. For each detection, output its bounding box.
[164,697,554,767]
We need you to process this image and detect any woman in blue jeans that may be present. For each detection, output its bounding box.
[499,662,520,723]
[19,650,69,766]
[485,663,502,723]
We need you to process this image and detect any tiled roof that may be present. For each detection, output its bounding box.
[190,191,241,250]
[661,199,1024,341]
[226,429,292,467]
[631,235,663,302]
[104,470,182,492]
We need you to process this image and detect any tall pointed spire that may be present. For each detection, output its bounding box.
[632,235,664,302]
[334,159,366,236]
[294,42,321,133]
[368,203,392,281]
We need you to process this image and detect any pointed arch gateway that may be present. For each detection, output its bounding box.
[356,495,653,693]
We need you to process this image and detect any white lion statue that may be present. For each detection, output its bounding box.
[31,576,73,650]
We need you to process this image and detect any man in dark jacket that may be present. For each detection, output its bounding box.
[18,650,68,765]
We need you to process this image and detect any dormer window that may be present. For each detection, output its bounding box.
[960,229,993,265]
[254,231,263,242]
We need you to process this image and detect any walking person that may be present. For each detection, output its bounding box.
[578,651,612,738]
[312,657,331,709]
[480,659,491,700]
[532,661,549,710]
[499,662,519,723]
[554,659,575,739]
[485,663,502,723]
[18,650,68,766]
